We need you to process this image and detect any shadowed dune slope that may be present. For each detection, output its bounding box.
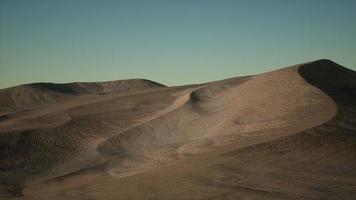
[0,59,355,200]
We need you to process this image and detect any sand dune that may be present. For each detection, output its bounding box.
[0,59,355,199]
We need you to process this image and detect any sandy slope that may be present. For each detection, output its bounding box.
[0,59,355,199]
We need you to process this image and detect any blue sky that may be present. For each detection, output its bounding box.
[1,0,356,88]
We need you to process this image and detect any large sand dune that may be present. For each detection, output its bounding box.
[0,59,355,199]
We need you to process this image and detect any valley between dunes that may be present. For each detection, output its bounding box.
[0,59,355,200]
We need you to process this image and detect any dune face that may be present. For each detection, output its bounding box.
[0,60,355,199]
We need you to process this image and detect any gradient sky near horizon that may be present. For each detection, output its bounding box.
[1,0,356,88]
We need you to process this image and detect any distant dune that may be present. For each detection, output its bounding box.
[0,59,355,200]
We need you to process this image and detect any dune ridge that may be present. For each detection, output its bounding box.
[0,59,355,199]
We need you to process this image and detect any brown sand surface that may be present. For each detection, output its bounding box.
[0,59,355,199]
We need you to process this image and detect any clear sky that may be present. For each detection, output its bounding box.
[1,0,356,88]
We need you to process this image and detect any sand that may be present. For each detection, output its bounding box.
[0,59,355,199]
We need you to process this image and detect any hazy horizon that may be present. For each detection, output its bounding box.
[1,0,356,89]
